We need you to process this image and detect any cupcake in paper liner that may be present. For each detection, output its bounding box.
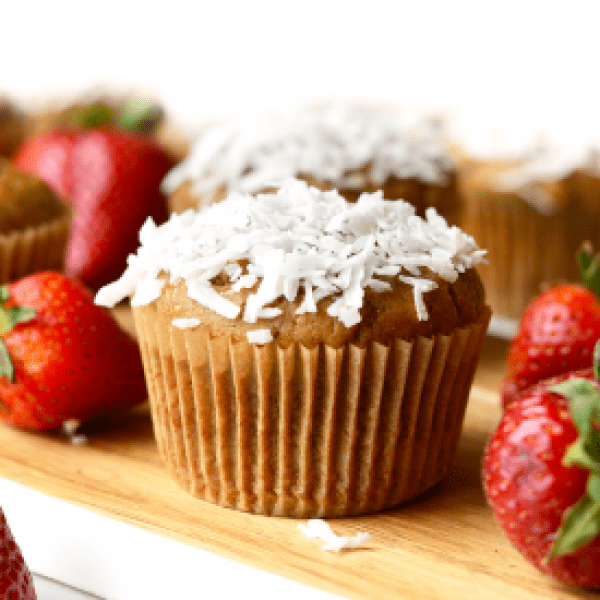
[161,101,461,226]
[457,144,600,320]
[0,160,71,283]
[96,179,490,517]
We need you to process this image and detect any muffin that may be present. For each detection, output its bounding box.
[457,145,600,320]
[162,101,460,225]
[0,160,71,283]
[96,179,490,517]
[0,97,26,158]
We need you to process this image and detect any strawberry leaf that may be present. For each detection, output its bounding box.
[562,439,600,472]
[588,473,600,503]
[0,286,36,384]
[6,305,36,328]
[551,378,600,441]
[548,377,600,558]
[118,98,164,133]
[549,495,600,558]
[66,101,115,129]
[578,242,600,297]
[0,287,36,336]
[0,339,14,382]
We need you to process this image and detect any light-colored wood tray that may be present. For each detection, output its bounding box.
[0,308,596,600]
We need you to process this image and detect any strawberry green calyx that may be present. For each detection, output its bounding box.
[117,98,164,133]
[63,101,116,129]
[577,242,600,297]
[0,285,36,382]
[548,358,600,559]
[60,98,163,133]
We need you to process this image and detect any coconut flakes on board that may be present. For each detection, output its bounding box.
[298,519,371,553]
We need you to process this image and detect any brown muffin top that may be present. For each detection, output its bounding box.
[97,179,487,346]
[152,265,485,348]
[0,160,70,234]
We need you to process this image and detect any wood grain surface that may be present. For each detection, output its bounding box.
[0,307,596,600]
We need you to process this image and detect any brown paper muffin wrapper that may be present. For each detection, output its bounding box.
[462,197,595,320]
[0,213,71,284]
[456,164,598,320]
[133,304,491,517]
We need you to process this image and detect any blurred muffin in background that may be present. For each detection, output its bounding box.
[0,159,71,283]
[457,144,600,320]
[0,97,27,158]
[162,101,461,225]
[26,90,189,162]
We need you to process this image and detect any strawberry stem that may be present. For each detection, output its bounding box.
[578,242,600,297]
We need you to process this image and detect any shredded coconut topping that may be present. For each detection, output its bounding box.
[161,102,455,206]
[298,519,370,553]
[61,419,88,445]
[95,179,486,327]
[172,317,201,329]
[246,329,273,344]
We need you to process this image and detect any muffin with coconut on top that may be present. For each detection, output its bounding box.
[97,178,490,517]
[162,101,461,226]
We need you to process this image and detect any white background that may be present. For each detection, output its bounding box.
[1,3,598,597]
[3,0,600,156]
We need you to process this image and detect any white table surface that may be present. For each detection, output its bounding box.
[1,478,343,600]
[33,575,101,600]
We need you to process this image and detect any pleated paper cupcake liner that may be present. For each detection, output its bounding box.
[133,305,491,518]
[461,196,591,320]
[0,213,71,284]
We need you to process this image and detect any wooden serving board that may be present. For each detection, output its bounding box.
[0,307,596,600]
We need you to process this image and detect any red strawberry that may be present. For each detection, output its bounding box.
[13,120,174,290]
[0,507,36,600]
[483,362,600,588]
[0,271,146,431]
[502,243,600,408]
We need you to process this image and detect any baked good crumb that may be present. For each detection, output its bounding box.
[298,519,371,553]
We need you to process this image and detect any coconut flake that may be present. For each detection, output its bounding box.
[172,318,201,329]
[247,329,273,344]
[95,179,486,328]
[61,419,88,445]
[130,273,166,307]
[186,280,240,319]
[398,276,438,321]
[298,519,371,553]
